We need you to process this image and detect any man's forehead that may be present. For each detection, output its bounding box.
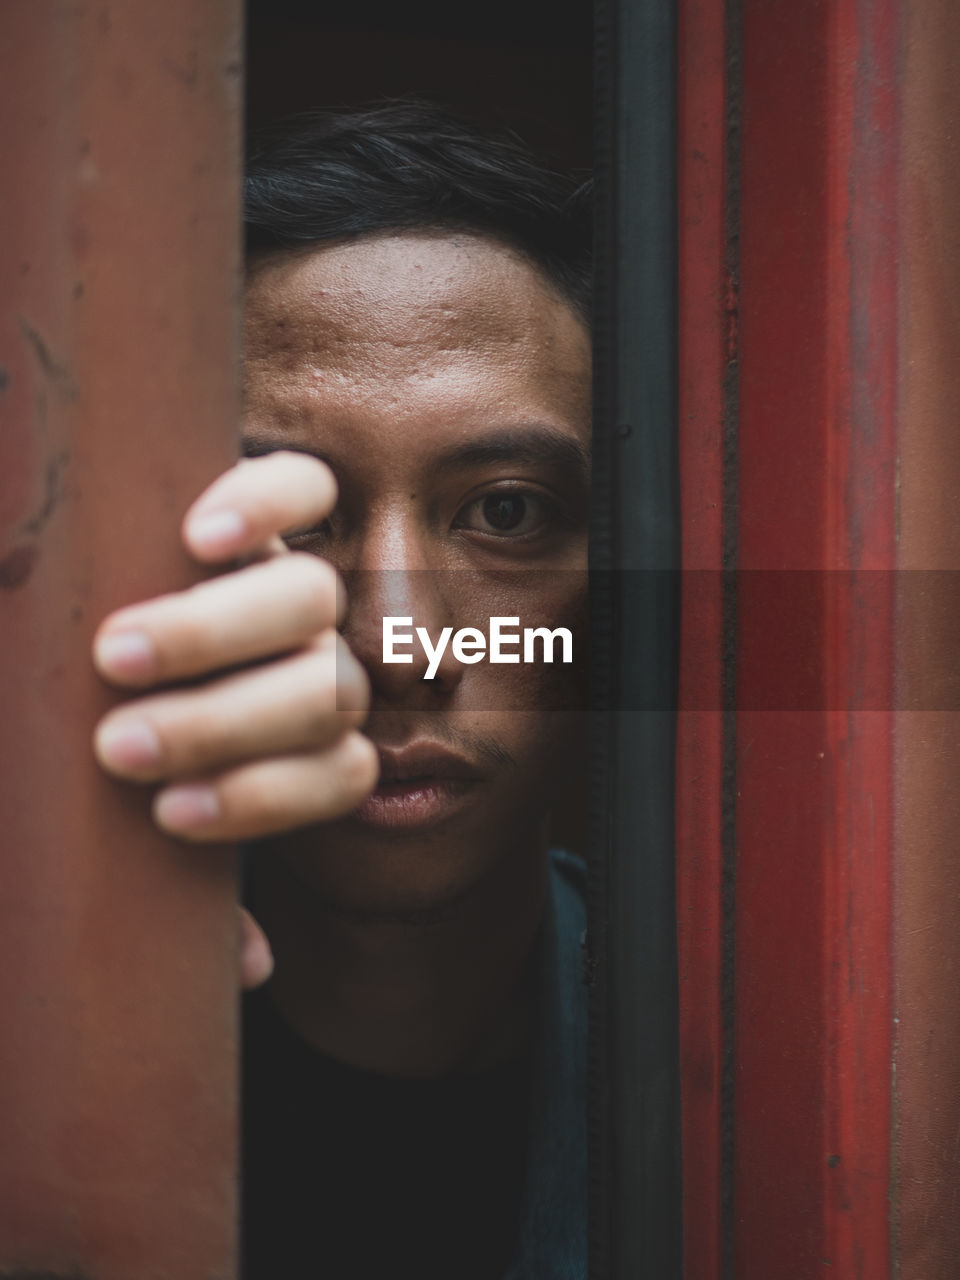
[243,231,589,369]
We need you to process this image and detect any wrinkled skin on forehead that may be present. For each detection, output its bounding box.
[243,232,591,916]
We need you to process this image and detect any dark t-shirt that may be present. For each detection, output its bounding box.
[241,985,531,1280]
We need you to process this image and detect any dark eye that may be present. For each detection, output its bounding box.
[284,517,333,549]
[455,490,554,538]
[482,493,528,531]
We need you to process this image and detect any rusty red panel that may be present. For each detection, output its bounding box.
[896,1,960,1274]
[733,2,897,1278]
[678,3,960,1275]
[0,4,241,1275]
[676,0,728,1275]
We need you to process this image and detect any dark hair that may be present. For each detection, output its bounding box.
[244,101,592,320]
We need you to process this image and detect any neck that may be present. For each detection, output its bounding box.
[253,832,549,1079]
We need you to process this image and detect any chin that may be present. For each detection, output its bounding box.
[267,796,546,918]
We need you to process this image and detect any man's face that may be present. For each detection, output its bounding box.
[242,232,591,914]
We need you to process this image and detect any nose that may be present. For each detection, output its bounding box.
[339,511,465,702]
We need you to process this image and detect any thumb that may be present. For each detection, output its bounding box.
[239,905,275,990]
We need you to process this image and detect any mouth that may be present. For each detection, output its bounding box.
[352,742,485,832]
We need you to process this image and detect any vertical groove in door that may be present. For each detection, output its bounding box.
[589,0,682,1275]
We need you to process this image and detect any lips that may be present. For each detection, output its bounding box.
[352,741,484,831]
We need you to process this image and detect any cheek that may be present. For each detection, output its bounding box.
[460,581,588,713]
[476,710,583,787]
[487,710,584,827]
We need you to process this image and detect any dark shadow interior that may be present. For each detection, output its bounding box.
[246,0,592,167]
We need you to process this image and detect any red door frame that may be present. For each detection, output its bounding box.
[677,2,960,1278]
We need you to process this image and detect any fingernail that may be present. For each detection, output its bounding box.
[155,784,221,831]
[96,718,162,771]
[95,630,156,679]
[188,509,246,554]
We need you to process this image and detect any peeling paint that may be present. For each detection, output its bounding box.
[18,320,78,402]
[20,452,69,538]
[0,543,38,590]
[161,53,198,90]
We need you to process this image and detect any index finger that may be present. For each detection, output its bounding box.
[183,451,337,563]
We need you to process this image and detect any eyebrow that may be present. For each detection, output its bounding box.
[242,425,590,483]
[432,427,590,481]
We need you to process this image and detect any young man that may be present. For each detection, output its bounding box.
[92,104,591,1278]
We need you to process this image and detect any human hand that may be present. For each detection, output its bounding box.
[91,451,379,985]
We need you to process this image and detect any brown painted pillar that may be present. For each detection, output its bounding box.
[0,4,241,1276]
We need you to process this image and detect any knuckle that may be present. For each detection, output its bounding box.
[337,698,368,733]
[334,571,348,625]
[267,451,338,513]
[170,714,227,772]
[135,716,198,777]
[143,717,173,770]
[299,659,341,739]
[287,549,336,592]
[285,553,340,629]
[155,614,217,672]
[305,630,370,730]
[223,768,279,824]
[303,453,337,504]
[275,446,335,487]
[314,628,338,655]
[336,731,380,799]
[332,649,370,728]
